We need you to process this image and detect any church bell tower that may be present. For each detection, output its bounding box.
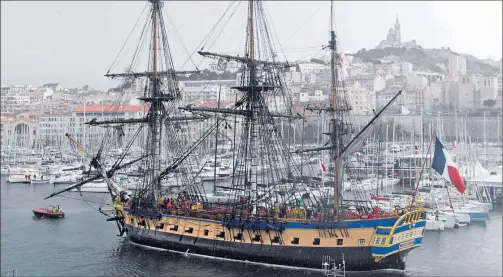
[394,14,401,44]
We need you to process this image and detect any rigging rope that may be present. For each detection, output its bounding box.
[162,9,199,71]
[283,6,322,46]
[108,3,149,73]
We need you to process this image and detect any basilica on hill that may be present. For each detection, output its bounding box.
[376,15,418,49]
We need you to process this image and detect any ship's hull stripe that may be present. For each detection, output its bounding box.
[123,208,400,230]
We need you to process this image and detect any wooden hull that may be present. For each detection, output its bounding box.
[125,223,409,270]
[121,208,425,271]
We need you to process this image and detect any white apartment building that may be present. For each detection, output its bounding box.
[0,94,31,114]
[429,82,443,110]
[390,63,401,76]
[182,84,230,102]
[346,74,386,92]
[400,61,413,76]
[406,75,428,88]
[403,87,426,112]
[448,52,467,76]
[268,96,288,113]
[311,90,328,102]
[284,70,303,85]
[477,76,498,103]
[38,113,71,146]
[443,75,476,110]
[69,105,149,151]
[298,89,329,104]
[180,80,237,103]
[346,81,376,115]
[415,71,444,82]
[299,92,309,103]
[347,63,367,77]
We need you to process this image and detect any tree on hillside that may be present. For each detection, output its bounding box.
[483,99,497,108]
[310,58,325,64]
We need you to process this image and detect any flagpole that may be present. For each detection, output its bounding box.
[385,124,389,195]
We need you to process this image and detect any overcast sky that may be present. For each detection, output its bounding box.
[1,1,501,90]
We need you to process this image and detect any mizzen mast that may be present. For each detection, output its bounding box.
[329,0,343,220]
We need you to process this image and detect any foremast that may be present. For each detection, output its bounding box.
[45,0,204,205]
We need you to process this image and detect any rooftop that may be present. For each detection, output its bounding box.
[73,105,149,113]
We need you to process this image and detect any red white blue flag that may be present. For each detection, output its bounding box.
[431,137,466,194]
[320,160,327,173]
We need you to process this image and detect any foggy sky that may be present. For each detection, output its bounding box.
[1,1,501,90]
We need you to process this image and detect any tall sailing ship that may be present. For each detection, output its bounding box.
[47,0,427,271]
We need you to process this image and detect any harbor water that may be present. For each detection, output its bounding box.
[1,178,501,277]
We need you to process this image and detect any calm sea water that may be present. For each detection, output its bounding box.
[1,178,502,277]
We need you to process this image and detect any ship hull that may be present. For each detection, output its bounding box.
[124,223,408,271]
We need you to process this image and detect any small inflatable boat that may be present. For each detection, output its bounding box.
[32,205,65,218]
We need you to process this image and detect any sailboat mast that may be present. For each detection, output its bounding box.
[329,0,342,218]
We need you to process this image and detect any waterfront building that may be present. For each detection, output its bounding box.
[0,112,40,149]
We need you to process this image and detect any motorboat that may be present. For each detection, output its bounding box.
[32,205,65,218]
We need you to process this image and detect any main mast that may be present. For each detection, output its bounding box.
[151,0,162,193]
[248,0,258,213]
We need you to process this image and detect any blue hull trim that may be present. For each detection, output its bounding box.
[124,208,400,230]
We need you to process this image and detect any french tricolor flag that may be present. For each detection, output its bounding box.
[320,160,327,173]
[431,137,466,194]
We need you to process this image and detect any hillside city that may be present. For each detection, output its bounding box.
[1,17,502,149]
